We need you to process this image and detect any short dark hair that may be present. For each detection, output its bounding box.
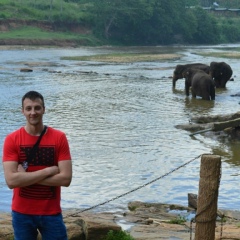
[22,91,45,108]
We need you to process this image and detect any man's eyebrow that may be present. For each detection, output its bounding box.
[24,105,42,108]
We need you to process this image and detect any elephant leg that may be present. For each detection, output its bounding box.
[214,79,220,88]
[220,79,227,88]
[202,95,210,100]
[191,90,197,98]
[210,88,215,100]
[185,82,190,96]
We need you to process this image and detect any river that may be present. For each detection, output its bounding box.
[0,44,240,213]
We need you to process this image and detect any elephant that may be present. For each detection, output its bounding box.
[183,68,215,100]
[172,63,210,88]
[209,61,233,88]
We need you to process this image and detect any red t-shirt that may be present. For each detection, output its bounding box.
[2,126,71,215]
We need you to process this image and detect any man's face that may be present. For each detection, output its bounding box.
[22,98,45,126]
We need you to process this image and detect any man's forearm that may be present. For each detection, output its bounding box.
[38,173,72,187]
[5,166,59,189]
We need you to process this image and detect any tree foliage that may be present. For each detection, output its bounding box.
[86,0,224,45]
[199,0,240,8]
[2,0,240,45]
[190,7,220,44]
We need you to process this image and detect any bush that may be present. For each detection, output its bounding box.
[219,18,240,43]
[169,215,187,225]
[102,230,135,240]
[0,13,9,19]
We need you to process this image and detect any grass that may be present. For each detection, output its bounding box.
[0,26,102,46]
[0,0,87,21]
[194,51,240,59]
[61,53,182,63]
[0,0,101,46]
[102,230,135,240]
[128,206,137,211]
[60,48,240,63]
[0,26,86,40]
[168,215,187,225]
[236,222,240,228]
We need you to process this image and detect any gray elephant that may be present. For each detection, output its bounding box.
[183,69,215,100]
[209,61,233,88]
[172,63,210,88]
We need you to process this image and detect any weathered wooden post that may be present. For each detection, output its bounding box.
[195,154,221,240]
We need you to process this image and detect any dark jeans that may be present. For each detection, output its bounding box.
[12,211,68,240]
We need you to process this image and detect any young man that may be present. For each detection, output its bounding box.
[2,91,72,240]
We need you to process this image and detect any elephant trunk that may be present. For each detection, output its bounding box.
[172,74,178,88]
[172,79,176,88]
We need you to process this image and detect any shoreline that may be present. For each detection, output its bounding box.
[1,202,240,240]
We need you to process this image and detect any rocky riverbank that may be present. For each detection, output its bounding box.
[1,201,240,240]
[176,111,240,140]
[0,39,85,47]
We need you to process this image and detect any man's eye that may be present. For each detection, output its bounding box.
[25,106,42,111]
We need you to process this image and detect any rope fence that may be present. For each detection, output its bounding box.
[0,153,238,239]
[65,153,204,217]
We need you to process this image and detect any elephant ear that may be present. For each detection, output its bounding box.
[182,69,190,78]
[210,61,217,67]
[175,65,184,73]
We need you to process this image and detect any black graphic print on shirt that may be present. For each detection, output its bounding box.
[19,146,56,200]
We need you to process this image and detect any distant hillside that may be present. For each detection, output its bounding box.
[1,1,240,46]
[0,19,91,33]
[0,0,100,46]
[0,19,101,47]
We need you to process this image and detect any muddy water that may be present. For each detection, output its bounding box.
[0,44,240,213]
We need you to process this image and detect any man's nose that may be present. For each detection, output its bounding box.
[30,108,36,114]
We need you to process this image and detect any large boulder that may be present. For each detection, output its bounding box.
[1,202,240,240]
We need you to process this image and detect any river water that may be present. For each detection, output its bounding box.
[0,44,240,213]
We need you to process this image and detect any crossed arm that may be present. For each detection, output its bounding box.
[3,160,72,189]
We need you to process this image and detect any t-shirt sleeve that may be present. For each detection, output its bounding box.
[58,133,71,161]
[2,135,19,162]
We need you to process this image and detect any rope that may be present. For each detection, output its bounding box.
[65,153,203,218]
[0,153,205,238]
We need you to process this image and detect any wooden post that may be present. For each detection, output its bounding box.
[195,154,221,240]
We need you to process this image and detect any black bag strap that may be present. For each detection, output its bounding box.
[26,125,47,163]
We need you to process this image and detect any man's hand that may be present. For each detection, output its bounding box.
[18,164,26,172]
[38,160,72,187]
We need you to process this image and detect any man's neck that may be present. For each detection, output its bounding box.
[24,124,45,136]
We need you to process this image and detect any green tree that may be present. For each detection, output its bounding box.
[220,18,240,42]
[199,0,212,7]
[173,7,198,43]
[191,7,220,43]
[88,0,223,45]
[185,0,201,6]
[88,0,201,45]
[88,0,154,40]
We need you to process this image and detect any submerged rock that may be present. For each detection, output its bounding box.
[176,111,240,140]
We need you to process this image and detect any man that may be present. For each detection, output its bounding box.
[2,91,72,240]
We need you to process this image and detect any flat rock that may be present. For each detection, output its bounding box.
[20,68,33,72]
[1,202,240,240]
